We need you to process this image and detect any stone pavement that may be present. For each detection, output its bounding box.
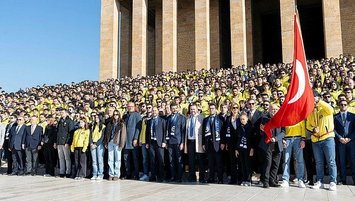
[0,174,354,201]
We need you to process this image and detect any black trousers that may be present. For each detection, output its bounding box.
[239,149,252,182]
[73,147,87,177]
[228,147,238,183]
[123,148,139,179]
[149,141,164,181]
[12,149,24,174]
[187,140,206,181]
[168,144,183,180]
[303,139,315,183]
[260,143,281,184]
[43,143,55,176]
[207,147,223,182]
[3,140,13,174]
[25,148,39,174]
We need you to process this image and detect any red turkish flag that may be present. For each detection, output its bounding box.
[263,12,314,143]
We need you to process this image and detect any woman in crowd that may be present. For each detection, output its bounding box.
[71,118,90,180]
[89,114,106,181]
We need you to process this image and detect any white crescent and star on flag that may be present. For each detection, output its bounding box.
[288,59,306,104]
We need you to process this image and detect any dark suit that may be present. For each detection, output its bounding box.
[42,124,57,176]
[146,116,166,181]
[258,114,285,186]
[123,111,142,179]
[24,125,43,174]
[166,113,186,181]
[248,109,263,174]
[221,115,238,183]
[203,115,224,183]
[3,123,15,174]
[334,111,355,183]
[9,124,26,174]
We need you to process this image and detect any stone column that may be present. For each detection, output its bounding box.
[245,0,253,66]
[280,0,295,63]
[195,0,210,71]
[99,0,119,80]
[155,0,163,74]
[322,0,343,58]
[162,0,178,72]
[230,0,247,66]
[131,0,147,77]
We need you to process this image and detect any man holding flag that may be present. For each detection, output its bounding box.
[262,11,315,188]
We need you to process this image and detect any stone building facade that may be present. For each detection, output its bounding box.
[99,0,354,80]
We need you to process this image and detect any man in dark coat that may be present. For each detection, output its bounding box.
[122,102,142,179]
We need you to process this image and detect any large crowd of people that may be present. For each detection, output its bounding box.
[0,54,354,191]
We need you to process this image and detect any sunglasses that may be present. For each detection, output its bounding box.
[324,96,331,98]
[248,103,255,105]
[340,104,348,106]
[114,114,119,116]
[232,107,238,109]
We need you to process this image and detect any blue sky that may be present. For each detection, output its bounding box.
[0,0,101,92]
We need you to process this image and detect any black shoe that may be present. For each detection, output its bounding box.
[199,179,207,183]
[10,172,17,176]
[270,182,280,187]
[207,179,215,183]
[337,181,346,185]
[217,180,223,184]
[188,178,197,182]
[228,180,237,185]
[25,172,31,176]
[169,177,176,182]
[59,174,65,178]
[31,172,36,176]
[262,183,270,188]
[65,174,71,178]
[18,172,24,176]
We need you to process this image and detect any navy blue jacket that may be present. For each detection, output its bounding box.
[24,125,43,149]
[123,112,142,149]
[236,120,255,151]
[166,113,186,145]
[9,124,26,150]
[146,116,166,147]
[202,115,224,151]
[334,112,355,141]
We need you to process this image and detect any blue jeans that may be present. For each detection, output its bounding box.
[108,140,121,177]
[312,137,337,183]
[141,144,149,175]
[282,137,305,181]
[91,144,104,177]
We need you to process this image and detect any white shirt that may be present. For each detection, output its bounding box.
[231,117,237,130]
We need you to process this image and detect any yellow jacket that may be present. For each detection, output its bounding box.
[92,125,105,143]
[139,118,148,144]
[285,121,306,138]
[71,128,90,152]
[306,100,335,142]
